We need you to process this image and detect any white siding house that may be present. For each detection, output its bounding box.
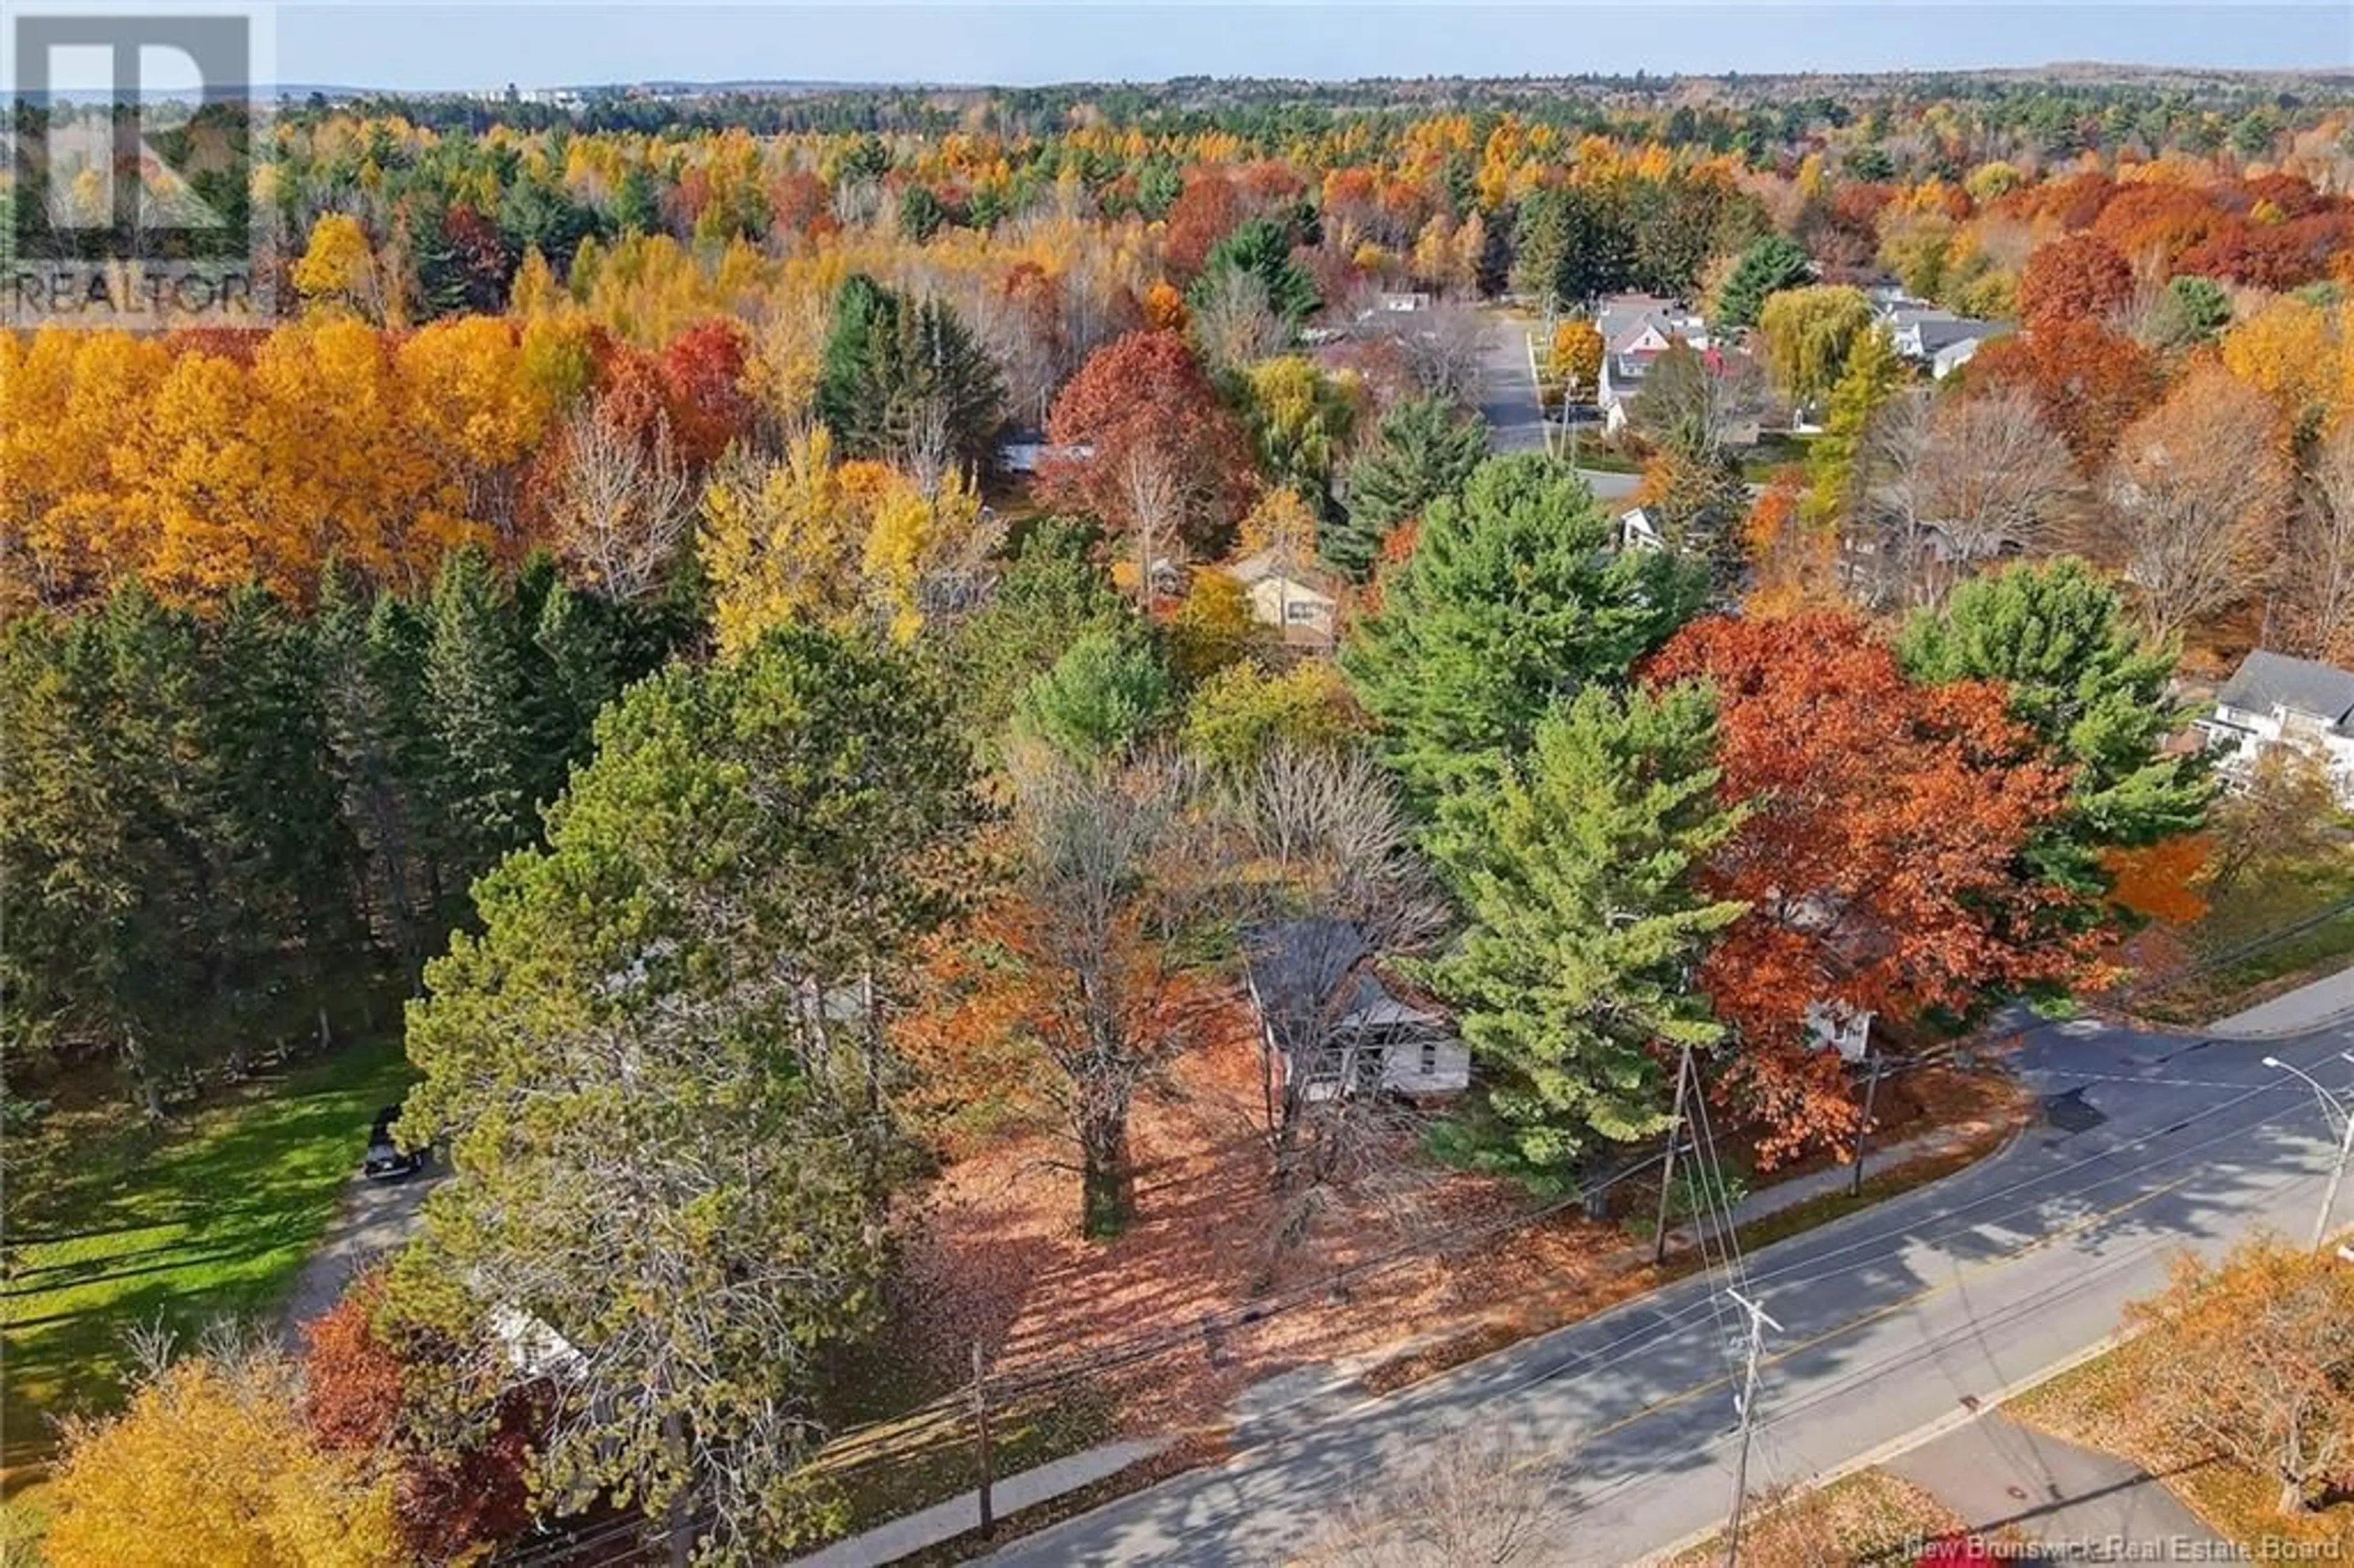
[1244,919,1469,1105]
[1226,549,1340,648]
[2199,650,2354,805]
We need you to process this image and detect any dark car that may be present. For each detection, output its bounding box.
[364,1104,425,1181]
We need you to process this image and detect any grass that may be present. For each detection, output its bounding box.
[1664,1467,1966,1567]
[2008,1335,2354,1555]
[2138,846,2354,1024]
[1,1037,414,1486]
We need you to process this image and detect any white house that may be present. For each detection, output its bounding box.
[2199,650,2354,805]
[1593,294,1710,434]
[1877,299,2008,381]
[1244,919,1469,1105]
[1226,548,1340,648]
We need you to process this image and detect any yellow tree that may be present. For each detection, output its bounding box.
[289,213,384,321]
[2221,293,2342,441]
[2126,1236,2354,1517]
[45,1342,404,1568]
[699,428,862,655]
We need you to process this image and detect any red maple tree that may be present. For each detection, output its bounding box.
[1645,613,2088,1163]
[1041,330,1258,568]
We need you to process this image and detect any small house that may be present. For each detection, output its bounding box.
[2200,650,2354,805]
[1244,919,1469,1105]
[1225,549,1341,649]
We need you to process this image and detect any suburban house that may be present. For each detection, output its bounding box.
[2198,649,2354,805]
[1878,299,2008,379]
[1243,918,1470,1105]
[1225,548,1341,649]
[991,432,1092,476]
[1593,294,1710,433]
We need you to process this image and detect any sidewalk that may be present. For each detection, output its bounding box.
[2203,962,2354,1039]
[785,1439,1171,1568]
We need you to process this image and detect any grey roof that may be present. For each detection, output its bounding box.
[2216,650,2354,728]
[1244,919,1441,1057]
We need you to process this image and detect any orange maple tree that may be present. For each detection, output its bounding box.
[2017,234,2134,335]
[1967,320,2164,470]
[1645,613,2088,1163]
[1042,330,1258,565]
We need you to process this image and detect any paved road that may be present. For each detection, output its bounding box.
[1885,1409,2223,1563]
[1473,308,1639,501]
[989,1013,2354,1566]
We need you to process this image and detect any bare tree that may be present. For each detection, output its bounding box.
[2285,424,2354,663]
[2097,367,2291,642]
[1118,446,1186,607]
[1192,267,1291,371]
[1360,299,1490,408]
[1858,386,2082,607]
[547,403,699,603]
[1305,1428,1579,1568]
[1226,746,1452,1248]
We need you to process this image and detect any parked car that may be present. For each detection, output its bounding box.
[364,1104,425,1181]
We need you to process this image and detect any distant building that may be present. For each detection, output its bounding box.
[1244,918,1469,1105]
[1225,549,1341,649]
[1878,299,2009,379]
[992,433,1092,476]
[2200,650,2354,804]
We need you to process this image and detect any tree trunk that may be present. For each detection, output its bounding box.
[1079,1114,1134,1239]
[2279,1477,2306,1517]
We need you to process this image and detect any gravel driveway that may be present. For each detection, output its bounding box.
[278,1162,442,1342]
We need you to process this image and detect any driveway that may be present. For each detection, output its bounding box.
[986,1007,2354,1566]
[1884,1410,2225,1564]
[279,1163,441,1342]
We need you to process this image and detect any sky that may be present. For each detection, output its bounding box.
[243,1,2350,91]
[8,1,2347,94]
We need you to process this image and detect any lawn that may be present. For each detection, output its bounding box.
[2135,844,2354,1024]
[2008,1334,2354,1555]
[1,1037,415,1487]
[1665,1467,1965,1567]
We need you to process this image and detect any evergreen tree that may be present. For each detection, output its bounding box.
[203,584,365,1043]
[395,627,982,1558]
[610,164,661,235]
[953,519,1131,740]
[1425,685,1747,1193]
[1713,234,1811,330]
[1331,398,1488,581]
[1897,558,2214,898]
[1190,216,1319,327]
[1013,625,1173,763]
[815,275,1004,471]
[1341,455,1707,812]
[425,549,535,906]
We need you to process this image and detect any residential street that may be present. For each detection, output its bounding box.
[988,1010,2354,1566]
[1472,307,1639,501]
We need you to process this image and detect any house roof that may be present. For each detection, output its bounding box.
[2217,650,2354,729]
[1243,918,1444,1057]
[1227,549,1339,601]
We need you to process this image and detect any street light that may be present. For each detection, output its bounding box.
[2261,1055,2354,1250]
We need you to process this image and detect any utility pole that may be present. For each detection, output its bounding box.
[1848,1048,1884,1198]
[2263,1055,2354,1250]
[970,1339,996,1538]
[1722,1287,1785,1568]
[1653,1039,1696,1266]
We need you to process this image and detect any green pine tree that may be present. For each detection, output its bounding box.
[1424,683,1748,1193]
[394,626,982,1556]
[1330,398,1489,581]
[1897,557,2214,900]
[1715,234,1811,330]
[1340,455,1708,813]
[425,548,536,907]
